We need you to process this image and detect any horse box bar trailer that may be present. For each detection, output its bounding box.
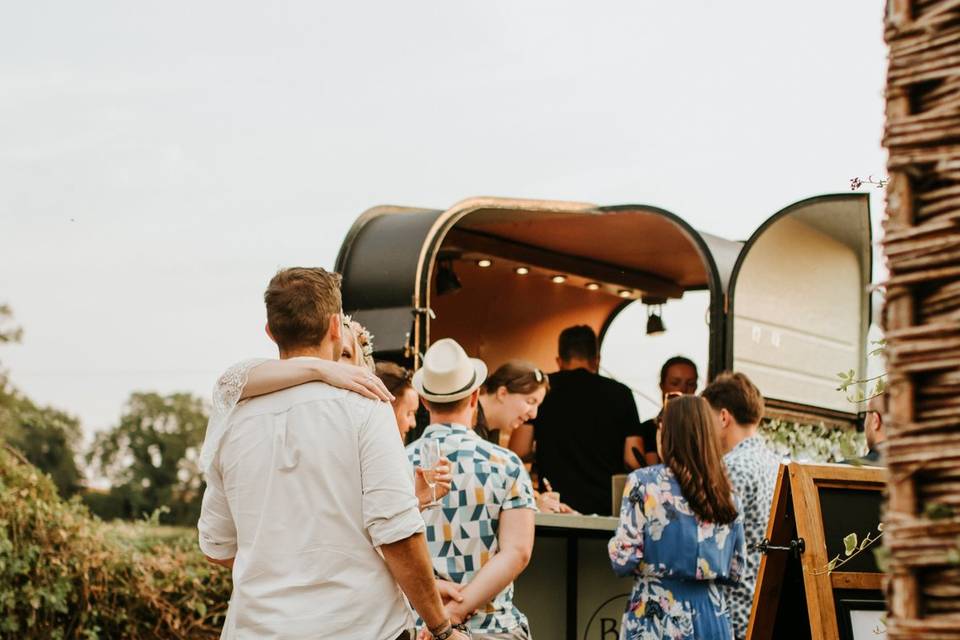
[335,195,873,640]
[335,193,872,423]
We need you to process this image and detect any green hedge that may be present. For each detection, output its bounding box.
[0,446,231,639]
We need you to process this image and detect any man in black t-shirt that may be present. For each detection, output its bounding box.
[625,356,699,469]
[508,325,641,516]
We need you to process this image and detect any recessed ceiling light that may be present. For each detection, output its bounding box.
[618,289,633,298]
[515,266,530,275]
[551,275,566,284]
[586,282,601,291]
[477,259,492,268]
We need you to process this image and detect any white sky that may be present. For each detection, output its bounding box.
[1,2,887,436]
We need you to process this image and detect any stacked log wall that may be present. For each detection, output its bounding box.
[884,1,960,637]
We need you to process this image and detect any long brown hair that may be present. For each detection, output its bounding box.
[660,395,738,525]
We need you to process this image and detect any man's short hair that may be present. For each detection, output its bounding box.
[422,396,472,415]
[701,371,765,426]
[264,267,342,352]
[660,356,698,385]
[558,325,598,362]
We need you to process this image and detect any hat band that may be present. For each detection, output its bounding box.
[422,370,477,397]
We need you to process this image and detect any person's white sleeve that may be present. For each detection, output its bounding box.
[199,358,268,474]
[197,459,238,560]
[359,400,424,546]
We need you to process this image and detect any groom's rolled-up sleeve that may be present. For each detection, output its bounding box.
[358,400,424,546]
[198,461,238,560]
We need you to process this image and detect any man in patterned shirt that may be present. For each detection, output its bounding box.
[408,339,538,640]
[702,372,781,640]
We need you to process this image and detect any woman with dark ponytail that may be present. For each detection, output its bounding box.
[608,395,746,639]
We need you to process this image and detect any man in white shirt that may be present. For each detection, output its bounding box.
[198,267,466,640]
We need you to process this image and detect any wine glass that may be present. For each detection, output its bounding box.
[420,440,442,509]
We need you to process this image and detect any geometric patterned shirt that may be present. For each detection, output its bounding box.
[722,434,782,640]
[407,423,537,635]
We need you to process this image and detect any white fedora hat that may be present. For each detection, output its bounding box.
[412,338,487,403]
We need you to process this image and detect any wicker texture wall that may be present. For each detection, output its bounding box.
[884,1,960,637]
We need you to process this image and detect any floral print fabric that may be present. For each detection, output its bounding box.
[723,435,781,639]
[608,465,746,640]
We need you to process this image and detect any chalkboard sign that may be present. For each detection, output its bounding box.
[748,463,887,640]
[817,487,883,574]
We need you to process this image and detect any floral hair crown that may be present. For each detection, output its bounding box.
[342,314,375,359]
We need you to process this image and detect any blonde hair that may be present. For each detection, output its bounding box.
[343,316,375,372]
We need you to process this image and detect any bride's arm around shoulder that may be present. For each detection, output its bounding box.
[199,357,393,477]
[215,357,394,407]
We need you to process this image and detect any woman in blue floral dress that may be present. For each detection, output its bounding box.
[609,395,746,639]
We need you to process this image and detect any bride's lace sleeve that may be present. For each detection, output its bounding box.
[200,358,269,475]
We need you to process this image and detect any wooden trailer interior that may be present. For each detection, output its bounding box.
[427,206,715,373]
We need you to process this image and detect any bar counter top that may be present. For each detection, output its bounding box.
[534,512,618,533]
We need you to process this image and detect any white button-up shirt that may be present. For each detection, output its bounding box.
[198,379,423,640]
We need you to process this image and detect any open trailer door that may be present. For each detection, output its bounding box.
[726,194,872,420]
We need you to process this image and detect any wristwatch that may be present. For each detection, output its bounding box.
[429,620,453,639]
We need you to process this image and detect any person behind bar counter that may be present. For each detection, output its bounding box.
[625,356,699,469]
[474,360,550,446]
[608,395,746,640]
[509,325,641,515]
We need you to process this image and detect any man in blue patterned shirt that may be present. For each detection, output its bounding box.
[702,372,781,640]
[408,339,538,640]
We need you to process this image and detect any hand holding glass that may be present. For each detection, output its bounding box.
[420,440,442,509]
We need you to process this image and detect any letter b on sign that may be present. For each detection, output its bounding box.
[583,594,629,640]
[600,618,619,638]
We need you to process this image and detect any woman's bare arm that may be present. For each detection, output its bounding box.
[624,436,645,470]
[240,359,393,402]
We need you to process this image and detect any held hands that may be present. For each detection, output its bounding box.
[310,360,393,402]
[443,599,475,626]
[436,582,477,625]
[416,579,475,639]
[415,458,452,509]
[435,579,464,606]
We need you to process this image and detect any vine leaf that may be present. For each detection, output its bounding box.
[874,547,891,573]
[872,377,887,396]
[844,533,858,556]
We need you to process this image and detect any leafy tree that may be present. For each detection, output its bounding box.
[0,386,84,497]
[88,392,208,524]
[0,303,83,497]
[0,303,23,346]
